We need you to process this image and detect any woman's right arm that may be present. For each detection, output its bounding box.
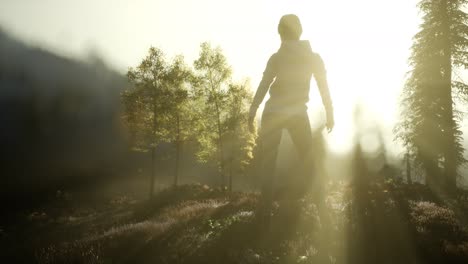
[248,54,277,132]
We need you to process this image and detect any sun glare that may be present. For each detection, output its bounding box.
[266,0,420,154]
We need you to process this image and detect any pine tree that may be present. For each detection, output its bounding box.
[395,0,468,191]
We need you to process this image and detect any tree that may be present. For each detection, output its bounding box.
[122,47,168,197]
[163,55,193,186]
[193,42,232,187]
[395,0,468,191]
[224,82,256,191]
[122,47,192,196]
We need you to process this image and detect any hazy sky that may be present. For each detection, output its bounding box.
[0,0,422,153]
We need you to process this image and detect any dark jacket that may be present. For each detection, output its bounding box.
[251,40,332,115]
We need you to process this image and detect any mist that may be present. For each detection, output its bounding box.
[0,29,130,205]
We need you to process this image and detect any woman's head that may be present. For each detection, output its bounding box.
[278,14,303,41]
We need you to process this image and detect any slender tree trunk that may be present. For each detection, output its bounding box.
[150,146,156,198]
[150,90,158,198]
[405,152,412,185]
[214,101,226,188]
[207,70,225,189]
[174,114,181,186]
[228,158,233,192]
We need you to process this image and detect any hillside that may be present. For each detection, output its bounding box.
[2,181,468,264]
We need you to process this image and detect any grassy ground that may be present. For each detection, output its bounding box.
[1,181,468,264]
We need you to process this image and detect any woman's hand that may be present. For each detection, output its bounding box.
[326,111,334,133]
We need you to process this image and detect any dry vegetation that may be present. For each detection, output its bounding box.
[1,181,468,264]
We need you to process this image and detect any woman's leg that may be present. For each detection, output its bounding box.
[287,112,330,228]
[258,113,283,219]
[286,112,314,198]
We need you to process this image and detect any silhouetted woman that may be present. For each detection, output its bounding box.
[248,14,334,223]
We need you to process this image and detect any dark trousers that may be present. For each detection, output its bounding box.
[258,111,316,215]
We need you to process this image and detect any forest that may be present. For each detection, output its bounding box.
[1,0,468,263]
